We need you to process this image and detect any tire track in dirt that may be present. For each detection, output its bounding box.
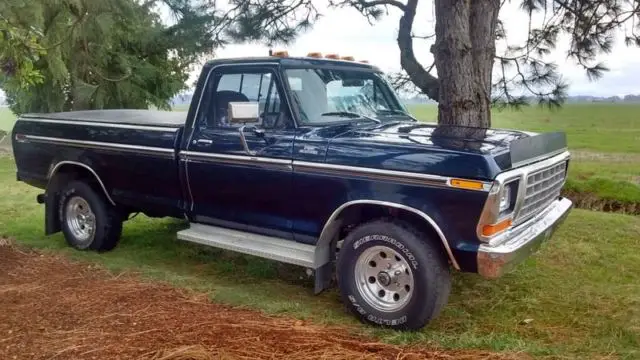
[0,243,526,360]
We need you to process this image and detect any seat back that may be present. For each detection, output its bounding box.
[211,90,249,126]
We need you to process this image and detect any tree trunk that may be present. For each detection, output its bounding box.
[433,0,500,127]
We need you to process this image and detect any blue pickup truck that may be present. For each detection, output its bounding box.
[11,55,572,330]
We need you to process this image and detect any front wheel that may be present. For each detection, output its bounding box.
[337,219,451,330]
[58,181,123,252]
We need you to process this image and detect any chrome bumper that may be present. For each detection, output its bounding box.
[477,197,573,278]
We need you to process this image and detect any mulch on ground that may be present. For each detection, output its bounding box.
[0,241,526,360]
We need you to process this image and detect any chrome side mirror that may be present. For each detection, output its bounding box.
[227,102,263,156]
[228,102,261,125]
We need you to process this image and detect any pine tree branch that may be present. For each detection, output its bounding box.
[355,0,407,11]
[91,62,132,83]
[40,15,85,51]
[411,33,435,39]
[396,0,439,101]
[0,11,85,52]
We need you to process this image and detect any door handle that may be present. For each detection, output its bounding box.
[193,139,213,146]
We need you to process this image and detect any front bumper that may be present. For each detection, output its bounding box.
[477,197,573,278]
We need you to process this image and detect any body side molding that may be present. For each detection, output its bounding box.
[316,200,460,270]
[17,118,179,132]
[19,134,175,158]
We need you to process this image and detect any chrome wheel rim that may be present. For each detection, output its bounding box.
[354,245,414,312]
[65,197,96,244]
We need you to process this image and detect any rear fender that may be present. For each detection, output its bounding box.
[44,161,114,235]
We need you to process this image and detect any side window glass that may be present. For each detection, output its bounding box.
[201,70,292,130]
[217,74,242,92]
[264,80,281,114]
[258,74,272,112]
[239,74,262,102]
[261,76,291,129]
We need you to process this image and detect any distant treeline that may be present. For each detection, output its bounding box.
[402,94,640,105]
[25,92,634,108]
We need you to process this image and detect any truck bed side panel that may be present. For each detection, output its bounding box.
[12,119,184,217]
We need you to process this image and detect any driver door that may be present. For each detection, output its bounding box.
[184,65,297,238]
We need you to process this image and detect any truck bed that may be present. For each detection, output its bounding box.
[12,110,185,218]
[22,109,186,128]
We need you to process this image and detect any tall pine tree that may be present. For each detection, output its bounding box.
[0,0,219,114]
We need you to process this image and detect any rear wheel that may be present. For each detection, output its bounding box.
[337,219,451,330]
[59,181,122,252]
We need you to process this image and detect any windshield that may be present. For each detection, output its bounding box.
[284,68,405,125]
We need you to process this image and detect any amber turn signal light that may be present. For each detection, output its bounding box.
[450,178,485,190]
[481,218,512,237]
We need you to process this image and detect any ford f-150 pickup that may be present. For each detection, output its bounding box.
[11,54,573,330]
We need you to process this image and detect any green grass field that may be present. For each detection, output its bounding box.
[409,103,640,154]
[0,107,14,133]
[0,103,639,358]
[0,156,638,358]
[1,103,640,358]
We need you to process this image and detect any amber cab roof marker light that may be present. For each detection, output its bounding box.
[307,52,323,58]
[341,56,355,61]
[271,50,289,57]
[325,54,340,59]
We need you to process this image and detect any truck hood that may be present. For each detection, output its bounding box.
[318,122,567,180]
[337,122,532,155]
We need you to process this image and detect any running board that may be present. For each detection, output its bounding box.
[177,223,317,269]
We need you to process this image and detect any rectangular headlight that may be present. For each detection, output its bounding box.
[477,179,520,242]
[499,185,511,213]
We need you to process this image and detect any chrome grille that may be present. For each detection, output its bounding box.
[516,161,568,224]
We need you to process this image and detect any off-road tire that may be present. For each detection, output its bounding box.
[58,181,122,252]
[337,219,451,330]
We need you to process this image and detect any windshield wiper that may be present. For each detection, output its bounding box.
[377,109,419,122]
[320,111,381,124]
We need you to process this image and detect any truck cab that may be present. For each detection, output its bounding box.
[182,55,412,241]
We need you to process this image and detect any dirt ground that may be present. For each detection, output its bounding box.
[0,242,525,360]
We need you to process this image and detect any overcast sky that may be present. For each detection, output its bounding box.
[212,1,640,97]
[2,2,638,101]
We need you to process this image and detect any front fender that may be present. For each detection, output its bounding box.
[315,182,487,273]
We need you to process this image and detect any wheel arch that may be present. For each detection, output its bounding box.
[47,161,115,206]
[44,161,115,235]
[315,200,460,271]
